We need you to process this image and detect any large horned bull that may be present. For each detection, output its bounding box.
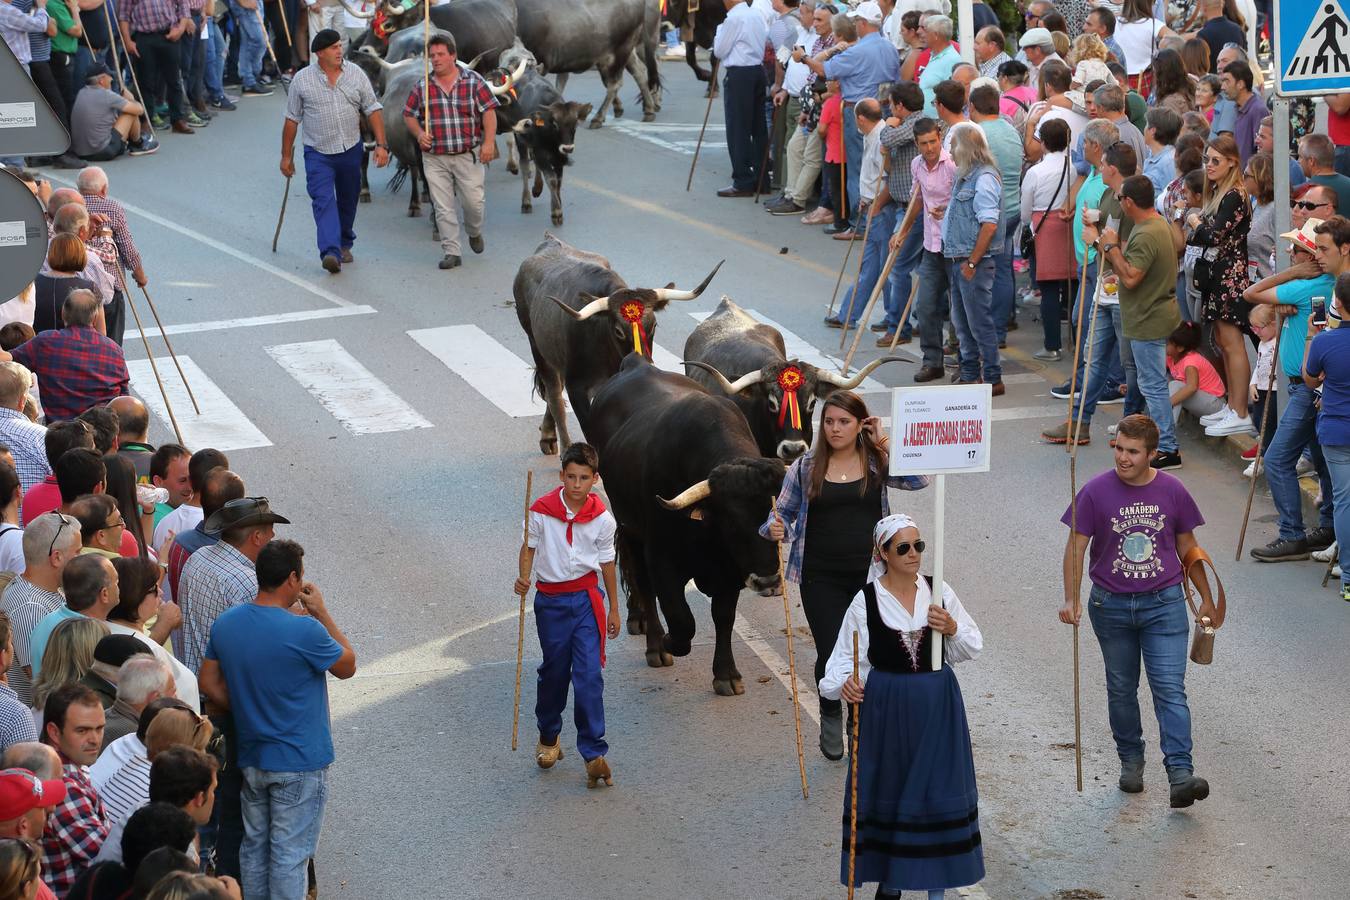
[513,233,722,454]
[343,0,516,69]
[587,355,786,696]
[683,297,908,461]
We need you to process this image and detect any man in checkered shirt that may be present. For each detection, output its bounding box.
[77,167,146,348]
[38,683,108,897]
[402,32,499,271]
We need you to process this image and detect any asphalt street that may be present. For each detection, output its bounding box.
[40,59,1350,900]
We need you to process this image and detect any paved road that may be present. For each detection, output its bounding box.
[43,60,1349,900]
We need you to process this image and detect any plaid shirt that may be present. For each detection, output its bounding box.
[286,60,382,155]
[166,521,214,606]
[759,451,928,584]
[119,0,190,33]
[0,406,51,496]
[402,68,498,156]
[177,539,256,674]
[42,764,108,898]
[879,114,920,205]
[81,194,143,275]
[9,327,130,422]
[804,32,835,88]
[1,576,65,706]
[0,681,37,753]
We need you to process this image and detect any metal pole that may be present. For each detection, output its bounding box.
[1273,97,1291,274]
[956,0,975,65]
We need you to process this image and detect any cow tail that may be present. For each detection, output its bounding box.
[388,162,410,194]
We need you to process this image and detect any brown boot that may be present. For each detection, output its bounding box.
[1042,420,1091,445]
[585,756,613,788]
[535,736,563,769]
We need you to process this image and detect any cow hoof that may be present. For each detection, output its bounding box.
[539,437,558,455]
[613,104,623,118]
[551,213,563,226]
[712,678,745,697]
[359,191,371,204]
[645,649,674,668]
[588,118,603,130]
[521,203,532,214]
[642,112,655,122]
[507,161,519,175]
[627,618,645,636]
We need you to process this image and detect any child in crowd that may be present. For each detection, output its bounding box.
[515,443,620,788]
[816,80,846,232]
[1166,321,1226,428]
[1243,304,1280,476]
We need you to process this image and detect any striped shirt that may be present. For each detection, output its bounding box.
[285,60,382,155]
[879,114,920,205]
[1,576,65,706]
[0,682,38,753]
[94,755,149,836]
[0,407,51,498]
[176,540,256,674]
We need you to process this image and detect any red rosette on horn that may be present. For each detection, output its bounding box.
[777,366,804,430]
[619,300,649,356]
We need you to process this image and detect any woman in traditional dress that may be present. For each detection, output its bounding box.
[821,514,983,899]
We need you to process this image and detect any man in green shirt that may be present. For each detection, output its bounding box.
[45,0,81,120]
[1084,175,1184,469]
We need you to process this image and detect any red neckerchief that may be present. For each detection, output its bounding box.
[530,488,606,544]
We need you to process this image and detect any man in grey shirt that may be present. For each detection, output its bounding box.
[70,63,155,160]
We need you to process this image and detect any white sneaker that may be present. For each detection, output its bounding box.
[1311,541,1339,563]
[662,45,685,59]
[1333,563,1343,577]
[1242,459,1263,478]
[1107,423,1118,436]
[1199,406,1232,427]
[1296,455,1315,477]
[1205,410,1256,437]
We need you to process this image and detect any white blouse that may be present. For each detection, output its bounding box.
[1020,150,1072,224]
[818,576,982,701]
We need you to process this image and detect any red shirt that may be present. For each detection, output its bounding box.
[820,94,844,164]
[1331,104,1350,147]
[401,68,498,156]
[21,477,60,526]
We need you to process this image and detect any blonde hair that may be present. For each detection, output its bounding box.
[1201,133,1246,217]
[145,707,213,758]
[1051,30,1070,58]
[1248,303,1276,326]
[33,617,108,711]
[0,838,39,900]
[1069,33,1108,66]
[145,872,232,900]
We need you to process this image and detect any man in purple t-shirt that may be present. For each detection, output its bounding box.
[1059,414,1215,808]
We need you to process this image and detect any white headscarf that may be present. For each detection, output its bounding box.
[868,513,918,583]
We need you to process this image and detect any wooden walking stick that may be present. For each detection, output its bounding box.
[113,268,186,445]
[272,174,291,253]
[753,101,783,204]
[511,470,534,751]
[686,59,719,191]
[888,273,919,352]
[275,0,293,54]
[422,0,432,135]
[826,220,861,318]
[835,201,877,339]
[773,498,809,800]
[137,284,201,414]
[1062,236,1093,446]
[846,630,860,900]
[253,5,288,94]
[1236,312,1285,560]
[841,242,901,373]
[103,6,155,140]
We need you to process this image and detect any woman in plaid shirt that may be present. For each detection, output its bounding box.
[760,390,926,760]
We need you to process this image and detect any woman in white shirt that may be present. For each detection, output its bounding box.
[1020,117,1075,361]
[1114,0,1177,88]
[820,514,983,900]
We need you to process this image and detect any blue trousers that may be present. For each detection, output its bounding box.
[1266,381,1334,541]
[947,256,1001,383]
[204,18,226,100]
[842,105,862,223]
[992,213,1018,342]
[228,0,266,88]
[914,249,951,369]
[535,588,608,760]
[1130,337,1179,454]
[838,203,898,325]
[1088,584,1194,771]
[1071,301,1138,425]
[883,206,925,334]
[303,142,363,261]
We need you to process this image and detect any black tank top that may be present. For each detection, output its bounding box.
[803,477,882,574]
[864,579,944,674]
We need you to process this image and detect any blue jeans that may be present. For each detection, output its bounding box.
[842,105,861,224]
[883,208,924,334]
[992,213,1018,342]
[229,0,266,88]
[1038,278,1075,351]
[947,256,1001,383]
[535,588,608,760]
[838,203,898,325]
[240,767,328,900]
[1266,381,1334,541]
[1072,301,1136,425]
[205,18,226,100]
[1087,584,1194,771]
[914,249,951,369]
[304,142,363,260]
[1323,443,1350,588]
[1129,337,1178,453]
[180,12,207,105]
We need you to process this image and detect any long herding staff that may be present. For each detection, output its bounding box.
[826,217,861,318]
[136,283,201,414]
[772,498,809,799]
[253,5,288,94]
[422,0,432,136]
[511,470,534,751]
[888,267,919,352]
[274,0,293,54]
[833,200,877,334]
[112,267,186,445]
[1236,312,1285,560]
[272,174,291,252]
[686,59,720,191]
[1065,258,1104,794]
[840,241,901,373]
[102,4,155,141]
[753,102,783,205]
[1062,237,1094,442]
[846,630,860,900]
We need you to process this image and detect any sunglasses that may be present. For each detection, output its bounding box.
[1294,200,1329,210]
[45,514,74,558]
[1204,156,1225,165]
[888,539,926,556]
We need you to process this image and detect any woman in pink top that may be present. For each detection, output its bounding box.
[996,60,1036,133]
[1166,321,1226,425]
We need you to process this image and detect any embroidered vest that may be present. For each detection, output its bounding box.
[863,579,944,674]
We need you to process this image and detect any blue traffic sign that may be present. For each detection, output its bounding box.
[1274,0,1350,96]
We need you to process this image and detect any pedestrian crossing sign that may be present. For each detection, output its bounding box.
[1274,0,1350,95]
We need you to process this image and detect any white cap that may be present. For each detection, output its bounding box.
[847,1,884,25]
[1019,26,1054,49]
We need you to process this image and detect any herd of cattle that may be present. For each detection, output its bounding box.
[513,234,905,695]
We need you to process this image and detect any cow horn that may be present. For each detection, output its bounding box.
[657,480,712,510]
[683,361,765,396]
[548,294,610,320]
[464,48,491,72]
[337,0,375,19]
[816,356,910,390]
[651,259,725,302]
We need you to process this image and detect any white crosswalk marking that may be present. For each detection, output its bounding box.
[608,121,727,156]
[687,309,893,391]
[408,325,546,418]
[128,356,272,451]
[651,343,684,372]
[266,339,433,435]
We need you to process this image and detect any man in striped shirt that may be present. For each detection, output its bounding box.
[0,365,49,500]
[1,514,80,707]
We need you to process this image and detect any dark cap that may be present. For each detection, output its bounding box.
[85,62,113,83]
[311,28,342,53]
[94,634,154,667]
[203,496,290,536]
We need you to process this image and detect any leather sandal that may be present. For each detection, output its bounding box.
[585,756,613,788]
[536,737,563,769]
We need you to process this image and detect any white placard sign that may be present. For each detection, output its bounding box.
[889,383,993,475]
[0,221,26,247]
[0,103,36,130]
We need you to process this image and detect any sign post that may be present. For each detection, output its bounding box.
[889,383,993,671]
